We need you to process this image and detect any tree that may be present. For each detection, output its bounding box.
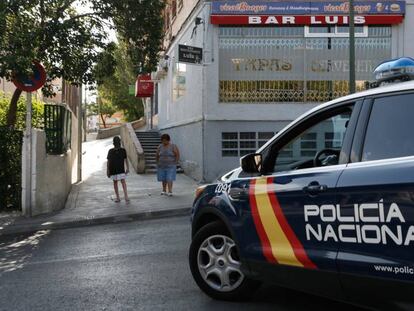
[0,0,107,127]
[95,40,144,122]
[87,99,116,129]
[110,0,165,74]
[0,0,165,127]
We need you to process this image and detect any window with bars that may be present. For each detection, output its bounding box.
[44,104,72,155]
[164,9,171,33]
[219,26,391,103]
[300,132,317,157]
[274,107,352,171]
[171,0,177,19]
[222,132,275,157]
[305,25,368,37]
[324,132,344,149]
[222,132,238,157]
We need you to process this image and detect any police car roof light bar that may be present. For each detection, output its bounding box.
[373,57,414,85]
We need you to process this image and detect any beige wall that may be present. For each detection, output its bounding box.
[164,0,200,49]
[0,78,63,103]
[0,78,16,95]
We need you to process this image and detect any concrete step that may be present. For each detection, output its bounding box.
[137,137,160,140]
[140,145,159,148]
[136,135,161,139]
[145,168,184,174]
[137,138,160,140]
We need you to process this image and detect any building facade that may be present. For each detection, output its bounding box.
[154,0,414,182]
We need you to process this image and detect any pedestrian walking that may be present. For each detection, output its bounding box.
[107,136,130,203]
[156,133,180,196]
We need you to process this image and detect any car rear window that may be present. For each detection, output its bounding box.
[362,93,414,161]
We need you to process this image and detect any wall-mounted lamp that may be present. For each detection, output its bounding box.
[195,17,204,26]
[191,17,204,39]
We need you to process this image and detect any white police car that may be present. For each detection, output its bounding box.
[189,58,414,310]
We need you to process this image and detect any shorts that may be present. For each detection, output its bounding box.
[157,167,176,182]
[111,173,126,181]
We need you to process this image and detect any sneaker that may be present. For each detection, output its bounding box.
[161,191,167,196]
[167,192,173,197]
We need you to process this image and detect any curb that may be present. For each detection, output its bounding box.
[0,207,191,237]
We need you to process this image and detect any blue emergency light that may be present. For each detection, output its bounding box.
[373,57,414,84]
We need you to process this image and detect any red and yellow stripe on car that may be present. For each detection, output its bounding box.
[249,177,317,269]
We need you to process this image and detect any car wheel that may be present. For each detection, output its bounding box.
[189,221,260,301]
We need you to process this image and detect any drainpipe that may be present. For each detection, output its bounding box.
[23,91,32,217]
[201,4,208,183]
[77,85,82,182]
[150,95,154,130]
[349,0,356,94]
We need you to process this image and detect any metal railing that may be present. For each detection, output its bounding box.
[44,104,71,154]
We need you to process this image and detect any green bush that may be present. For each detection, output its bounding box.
[0,127,23,210]
[0,92,44,130]
[0,92,44,211]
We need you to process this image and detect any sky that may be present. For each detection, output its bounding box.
[74,0,118,43]
[75,0,117,104]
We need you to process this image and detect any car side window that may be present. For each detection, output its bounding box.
[362,93,414,162]
[269,106,353,173]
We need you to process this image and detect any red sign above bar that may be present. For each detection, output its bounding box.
[210,15,404,25]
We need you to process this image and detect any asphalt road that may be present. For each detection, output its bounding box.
[0,217,366,311]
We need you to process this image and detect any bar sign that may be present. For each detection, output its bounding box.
[178,45,203,65]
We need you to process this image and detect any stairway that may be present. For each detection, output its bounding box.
[135,131,183,174]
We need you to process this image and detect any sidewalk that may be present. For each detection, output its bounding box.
[0,137,200,236]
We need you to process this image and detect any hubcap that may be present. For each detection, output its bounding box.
[197,234,244,292]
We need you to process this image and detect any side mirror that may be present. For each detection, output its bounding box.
[240,153,262,173]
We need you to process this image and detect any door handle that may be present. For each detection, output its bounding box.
[303,182,328,196]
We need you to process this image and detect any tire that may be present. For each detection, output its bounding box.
[189,221,260,301]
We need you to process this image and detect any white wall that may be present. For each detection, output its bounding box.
[202,120,291,181]
[158,3,207,130]
[161,121,204,181]
[394,0,414,57]
[30,130,73,216]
